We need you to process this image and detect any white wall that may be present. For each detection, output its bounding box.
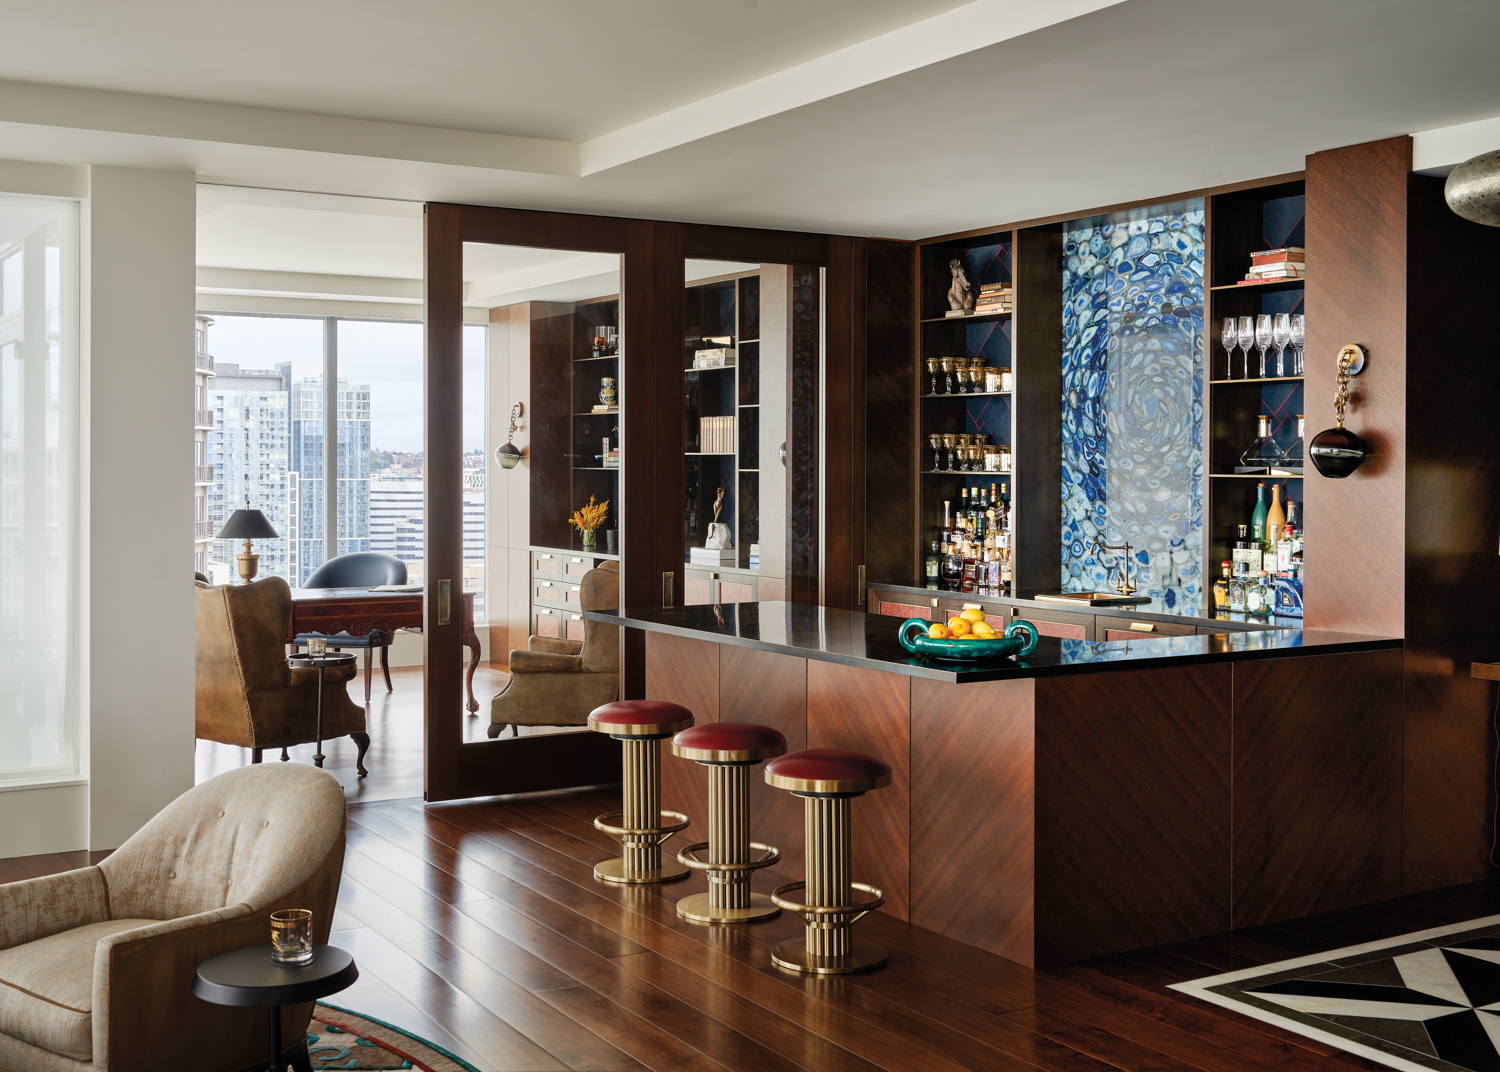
[84,165,197,851]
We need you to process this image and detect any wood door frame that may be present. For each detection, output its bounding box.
[424,204,857,802]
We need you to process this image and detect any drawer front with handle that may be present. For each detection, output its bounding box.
[533,607,561,638]
[534,579,565,606]
[533,551,560,575]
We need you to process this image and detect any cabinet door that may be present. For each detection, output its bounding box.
[1100,619,1196,641]
[684,568,716,606]
[1011,606,1092,640]
[870,589,936,621]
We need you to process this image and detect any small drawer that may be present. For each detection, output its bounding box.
[564,585,582,605]
[876,599,933,621]
[565,614,586,641]
[534,579,565,605]
[534,552,560,575]
[534,607,560,638]
[565,556,593,578]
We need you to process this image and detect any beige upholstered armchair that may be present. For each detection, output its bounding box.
[489,563,621,737]
[196,575,370,775]
[0,764,346,1071]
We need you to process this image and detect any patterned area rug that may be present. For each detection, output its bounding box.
[308,1004,480,1071]
[1171,915,1500,1072]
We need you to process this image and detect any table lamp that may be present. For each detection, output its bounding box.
[216,497,279,583]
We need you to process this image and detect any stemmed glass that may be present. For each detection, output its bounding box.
[1271,313,1291,376]
[939,357,955,395]
[1254,315,1272,378]
[940,433,957,471]
[1236,317,1255,380]
[1289,314,1305,374]
[1220,317,1239,380]
[926,358,941,395]
[928,433,942,471]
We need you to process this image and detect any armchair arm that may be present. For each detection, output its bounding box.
[509,649,582,673]
[529,636,583,656]
[0,866,109,951]
[491,666,620,726]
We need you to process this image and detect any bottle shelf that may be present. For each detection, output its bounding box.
[1209,471,1305,479]
[1209,278,1306,292]
[921,470,1011,477]
[573,466,621,472]
[1207,376,1303,385]
[574,410,619,416]
[920,311,1012,324]
[921,391,1011,399]
[685,451,736,457]
[574,354,620,363]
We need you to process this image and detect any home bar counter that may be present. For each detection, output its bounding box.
[589,601,1403,968]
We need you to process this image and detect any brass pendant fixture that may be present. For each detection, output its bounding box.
[1309,345,1369,479]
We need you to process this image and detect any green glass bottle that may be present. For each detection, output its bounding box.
[1250,481,1269,547]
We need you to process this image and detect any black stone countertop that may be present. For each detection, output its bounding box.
[586,601,1398,684]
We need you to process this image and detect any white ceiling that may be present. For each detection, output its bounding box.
[13,0,1499,301]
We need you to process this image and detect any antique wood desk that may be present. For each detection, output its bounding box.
[289,588,482,712]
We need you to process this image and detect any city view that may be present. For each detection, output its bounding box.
[197,314,487,614]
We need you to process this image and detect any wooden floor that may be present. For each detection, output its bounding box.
[6,783,1500,1070]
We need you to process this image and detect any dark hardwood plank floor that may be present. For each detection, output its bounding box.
[7,782,1497,1071]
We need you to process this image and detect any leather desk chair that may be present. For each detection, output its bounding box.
[489,563,621,738]
[294,551,407,704]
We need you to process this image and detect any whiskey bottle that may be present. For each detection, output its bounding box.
[1213,560,1231,608]
[925,541,942,585]
[942,540,963,590]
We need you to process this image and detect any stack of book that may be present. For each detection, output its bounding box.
[698,415,735,454]
[603,446,620,469]
[974,282,1013,314]
[1239,247,1305,284]
[690,546,736,566]
[748,543,760,569]
[692,347,735,369]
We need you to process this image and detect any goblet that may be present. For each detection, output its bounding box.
[1254,314,1273,378]
[1290,314,1305,374]
[925,357,941,395]
[1272,313,1291,376]
[928,433,943,471]
[939,356,955,394]
[969,446,985,472]
[940,433,957,471]
[1220,317,1239,380]
[1236,317,1255,379]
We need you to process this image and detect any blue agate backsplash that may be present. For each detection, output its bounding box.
[1061,205,1205,610]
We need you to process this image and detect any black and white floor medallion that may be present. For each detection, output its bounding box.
[1173,915,1500,1072]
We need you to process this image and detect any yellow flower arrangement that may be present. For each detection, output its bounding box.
[569,496,610,533]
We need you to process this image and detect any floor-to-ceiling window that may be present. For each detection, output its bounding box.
[0,194,79,783]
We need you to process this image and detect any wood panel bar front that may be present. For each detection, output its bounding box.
[638,624,1405,967]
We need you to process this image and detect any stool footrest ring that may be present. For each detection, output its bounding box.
[593,810,690,847]
[676,841,780,873]
[770,881,885,926]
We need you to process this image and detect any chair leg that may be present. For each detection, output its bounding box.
[251,748,262,764]
[351,731,370,777]
[380,642,393,693]
[364,648,373,705]
[288,1040,314,1072]
[487,722,506,739]
[280,747,290,762]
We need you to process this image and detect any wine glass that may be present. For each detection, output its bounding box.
[1220,318,1239,380]
[939,356,955,394]
[1236,317,1255,379]
[928,433,942,471]
[925,357,940,395]
[1254,315,1272,378]
[1272,313,1291,377]
[1290,314,1305,375]
[940,433,957,471]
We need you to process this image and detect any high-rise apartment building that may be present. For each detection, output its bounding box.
[287,375,370,582]
[193,315,215,575]
[206,362,291,583]
[368,468,485,617]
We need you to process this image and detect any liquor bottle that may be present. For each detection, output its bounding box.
[959,488,970,533]
[1285,496,1299,534]
[942,540,963,590]
[1228,562,1248,611]
[924,541,942,585]
[942,499,952,544]
[1265,484,1286,548]
[1250,482,1269,546]
[1240,415,1284,469]
[1246,570,1274,617]
[1213,560,1231,608]
[970,493,984,540]
[985,550,1001,591]
[1232,524,1251,572]
[1284,415,1305,469]
[1276,525,1295,572]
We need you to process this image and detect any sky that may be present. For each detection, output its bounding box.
[205,313,487,453]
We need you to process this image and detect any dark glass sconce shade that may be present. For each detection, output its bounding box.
[216,508,279,539]
[1309,426,1368,478]
[495,402,523,470]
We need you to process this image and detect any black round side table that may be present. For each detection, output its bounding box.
[193,944,358,1072]
[286,652,357,769]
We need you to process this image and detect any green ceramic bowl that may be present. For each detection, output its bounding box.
[897,617,1040,662]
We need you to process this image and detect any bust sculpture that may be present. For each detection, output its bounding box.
[705,486,732,549]
[947,259,975,313]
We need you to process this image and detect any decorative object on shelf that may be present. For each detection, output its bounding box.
[1444,149,1500,227]
[897,615,1040,662]
[692,347,735,369]
[946,259,975,313]
[570,495,610,552]
[1087,536,1137,595]
[1308,344,1369,478]
[1283,415,1305,470]
[495,402,524,470]
[973,282,1013,315]
[605,529,617,556]
[705,487,732,550]
[216,496,280,583]
[1240,246,1305,284]
[599,377,618,408]
[1240,415,1285,470]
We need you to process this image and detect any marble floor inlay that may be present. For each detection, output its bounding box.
[1172,915,1500,1072]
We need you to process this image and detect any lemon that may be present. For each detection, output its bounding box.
[971,621,997,638]
[927,623,951,640]
[946,617,972,636]
[960,608,986,624]
[958,634,979,641]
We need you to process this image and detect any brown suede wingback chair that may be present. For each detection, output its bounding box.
[0,763,347,1072]
[489,563,621,737]
[196,575,370,774]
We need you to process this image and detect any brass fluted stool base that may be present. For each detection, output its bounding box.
[588,701,696,886]
[676,891,782,924]
[594,855,691,885]
[771,935,888,975]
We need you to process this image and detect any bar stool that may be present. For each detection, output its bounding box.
[671,722,787,924]
[764,748,892,974]
[588,700,696,884]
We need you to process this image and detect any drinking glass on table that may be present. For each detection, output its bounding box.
[1236,317,1255,379]
[1254,315,1273,378]
[1272,314,1292,376]
[1220,317,1239,379]
[1290,314,1306,374]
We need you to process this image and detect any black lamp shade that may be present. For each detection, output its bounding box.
[216,509,279,540]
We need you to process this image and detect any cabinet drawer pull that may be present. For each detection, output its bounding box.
[538,581,554,588]
[570,614,582,620]
[537,608,555,616]
[962,603,982,610]
[570,557,583,563]
[538,553,553,559]
[1129,621,1156,633]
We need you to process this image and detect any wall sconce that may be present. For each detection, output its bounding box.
[1309,346,1368,478]
[495,403,523,470]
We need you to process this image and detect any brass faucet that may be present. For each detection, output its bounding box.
[1087,536,1137,595]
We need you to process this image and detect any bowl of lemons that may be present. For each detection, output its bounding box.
[897,608,1039,662]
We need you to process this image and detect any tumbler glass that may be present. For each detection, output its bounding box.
[270,909,314,965]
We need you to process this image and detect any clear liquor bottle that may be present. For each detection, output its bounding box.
[924,541,942,585]
[1246,570,1274,617]
[1240,415,1284,470]
[1283,415,1305,470]
[1228,563,1249,612]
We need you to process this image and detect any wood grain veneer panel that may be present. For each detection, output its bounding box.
[644,632,719,836]
[910,676,1036,966]
[807,661,911,920]
[1403,643,1500,893]
[718,645,808,879]
[863,239,917,583]
[1232,649,1403,928]
[1303,136,1410,637]
[1035,664,1232,966]
[1012,229,1064,594]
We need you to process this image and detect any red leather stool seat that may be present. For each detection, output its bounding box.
[764,748,892,795]
[588,700,695,737]
[673,722,787,764]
